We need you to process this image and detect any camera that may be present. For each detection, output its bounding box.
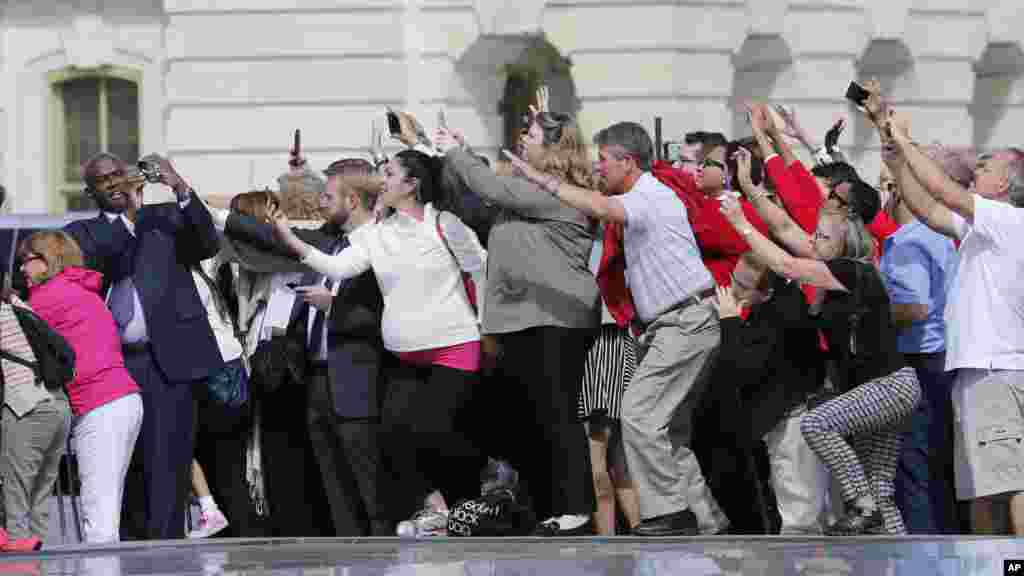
[137,159,162,184]
[664,141,683,163]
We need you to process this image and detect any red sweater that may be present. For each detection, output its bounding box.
[764,155,899,305]
[652,161,770,287]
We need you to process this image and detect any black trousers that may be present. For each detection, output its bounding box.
[307,364,387,536]
[194,391,269,538]
[379,358,483,522]
[495,326,595,521]
[120,347,196,540]
[259,380,333,536]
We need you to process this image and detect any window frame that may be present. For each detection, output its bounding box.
[48,66,142,214]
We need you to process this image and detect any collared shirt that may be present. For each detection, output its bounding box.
[880,219,958,354]
[192,258,244,363]
[617,172,714,324]
[945,196,1024,370]
[104,212,148,344]
[302,203,484,353]
[304,222,371,361]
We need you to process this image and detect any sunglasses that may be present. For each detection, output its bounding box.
[702,159,726,170]
[827,181,852,207]
[19,254,43,267]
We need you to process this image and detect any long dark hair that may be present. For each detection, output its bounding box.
[395,149,461,215]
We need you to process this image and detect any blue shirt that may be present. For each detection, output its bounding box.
[880,219,959,354]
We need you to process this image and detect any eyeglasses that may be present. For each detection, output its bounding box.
[702,159,725,170]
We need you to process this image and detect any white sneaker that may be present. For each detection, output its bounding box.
[396,506,449,538]
[188,509,230,539]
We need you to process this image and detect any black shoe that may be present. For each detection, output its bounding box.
[630,510,699,537]
[825,502,884,536]
[532,517,595,537]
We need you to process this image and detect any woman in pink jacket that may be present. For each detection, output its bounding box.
[19,230,143,543]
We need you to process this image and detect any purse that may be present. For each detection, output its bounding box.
[206,357,249,408]
[194,264,251,407]
[434,211,478,315]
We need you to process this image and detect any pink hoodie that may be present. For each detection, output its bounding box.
[28,267,139,417]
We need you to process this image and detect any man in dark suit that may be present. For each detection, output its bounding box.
[66,152,223,540]
[217,157,387,536]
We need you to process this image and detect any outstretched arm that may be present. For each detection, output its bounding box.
[719,195,845,291]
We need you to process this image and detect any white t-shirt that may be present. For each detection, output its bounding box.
[616,172,714,324]
[944,195,1024,370]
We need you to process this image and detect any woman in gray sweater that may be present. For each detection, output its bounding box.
[435,110,600,536]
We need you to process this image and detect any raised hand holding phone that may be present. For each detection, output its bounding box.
[288,129,305,169]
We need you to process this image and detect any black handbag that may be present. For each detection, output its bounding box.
[249,333,305,396]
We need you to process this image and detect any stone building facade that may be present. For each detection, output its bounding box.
[1,0,1021,213]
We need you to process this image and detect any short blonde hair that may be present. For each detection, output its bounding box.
[336,173,382,211]
[231,189,279,221]
[18,230,85,283]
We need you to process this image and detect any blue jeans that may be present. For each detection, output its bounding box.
[895,352,959,534]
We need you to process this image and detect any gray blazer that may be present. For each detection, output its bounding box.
[445,149,599,335]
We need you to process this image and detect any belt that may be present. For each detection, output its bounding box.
[636,287,716,331]
[121,341,151,355]
[309,360,329,371]
[660,287,716,317]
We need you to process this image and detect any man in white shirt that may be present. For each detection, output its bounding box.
[520,122,729,536]
[884,110,1024,535]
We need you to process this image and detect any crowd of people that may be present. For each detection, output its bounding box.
[0,77,1022,549]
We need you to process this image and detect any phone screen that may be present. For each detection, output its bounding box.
[387,111,401,136]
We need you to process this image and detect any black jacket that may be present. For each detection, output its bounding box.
[713,276,824,442]
[224,213,385,420]
[64,194,224,383]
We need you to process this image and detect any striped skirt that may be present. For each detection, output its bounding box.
[578,324,637,424]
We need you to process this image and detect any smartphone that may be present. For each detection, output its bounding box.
[845,81,870,108]
[386,109,402,136]
[288,129,303,167]
[663,141,683,163]
[437,108,448,130]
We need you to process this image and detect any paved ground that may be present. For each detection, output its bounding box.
[3,535,1021,575]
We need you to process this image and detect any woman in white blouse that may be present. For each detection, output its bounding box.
[267,149,487,537]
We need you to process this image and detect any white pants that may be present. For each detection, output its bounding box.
[763,405,832,534]
[71,393,144,543]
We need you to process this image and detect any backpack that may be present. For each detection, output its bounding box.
[0,304,76,392]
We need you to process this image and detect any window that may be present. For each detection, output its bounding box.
[49,67,141,213]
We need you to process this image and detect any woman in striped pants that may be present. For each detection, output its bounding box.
[720,164,920,535]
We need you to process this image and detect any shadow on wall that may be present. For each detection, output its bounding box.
[454,33,578,152]
[730,35,793,139]
[971,44,1024,151]
[2,0,163,24]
